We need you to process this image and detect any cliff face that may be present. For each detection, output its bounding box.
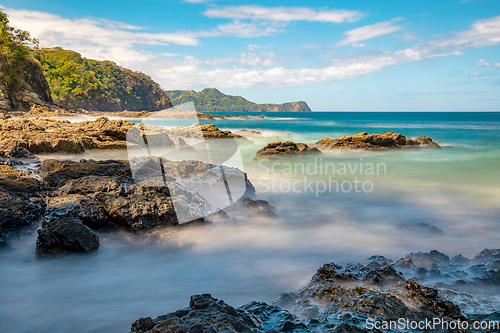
[166,88,311,112]
[35,48,173,112]
[0,11,53,113]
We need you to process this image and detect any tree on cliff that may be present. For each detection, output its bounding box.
[0,9,52,110]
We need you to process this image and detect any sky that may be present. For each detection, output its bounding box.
[1,0,499,111]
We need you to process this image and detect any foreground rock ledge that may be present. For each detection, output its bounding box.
[34,158,258,254]
[314,131,440,151]
[132,249,499,333]
[0,117,250,154]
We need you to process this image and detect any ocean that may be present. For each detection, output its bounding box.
[1,111,499,332]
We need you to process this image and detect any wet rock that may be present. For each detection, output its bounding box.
[0,165,46,231]
[404,250,450,270]
[255,141,321,159]
[39,159,132,189]
[314,131,440,151]
[44,195,110,230]
[131,294,258,333]
[235,129,264,138]
[241,198,276,217]
[36,216,99,255]
[133,250,499,332]
[40,158,259,235]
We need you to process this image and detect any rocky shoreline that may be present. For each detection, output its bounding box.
[131,249,499,333]
[2,115,490,333]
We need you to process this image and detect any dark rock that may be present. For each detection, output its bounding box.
[241,198,276,217]
[255,141,321,159]
[131,294,258,333]
[404,250,450,270]
[36,217,99,255]
[0,165,46,232]
[44,195,110,229]
[133,249,500,332]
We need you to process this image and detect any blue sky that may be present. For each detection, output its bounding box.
[1,0,499,111]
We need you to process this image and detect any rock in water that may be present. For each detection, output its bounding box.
[36,216,99,255]
[254,141,321,159]
[0,165,46,231]
[131,294,303,333]
[133,249,499,332]
[36,158,260,253]
[314,131,440,151]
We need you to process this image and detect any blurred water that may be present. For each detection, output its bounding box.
[1,112,499,332]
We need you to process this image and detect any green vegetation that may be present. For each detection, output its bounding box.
[166,88,311,112]
[0,9,52,107]
[34,48,172,111]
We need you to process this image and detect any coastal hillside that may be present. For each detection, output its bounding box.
[0,11,52,112]
[34,48,172,111]
[166,88,311,112]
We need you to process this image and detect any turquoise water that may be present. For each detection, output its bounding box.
[1,112,499,332]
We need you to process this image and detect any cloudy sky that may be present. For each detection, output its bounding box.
[2,0,500,111]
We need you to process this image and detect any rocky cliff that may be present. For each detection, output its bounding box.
[166,88,311,112]
[0,10,54,113]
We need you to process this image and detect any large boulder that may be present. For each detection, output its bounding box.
[314,131,440,151]
[254,141,321,159]
[36,216,99,255]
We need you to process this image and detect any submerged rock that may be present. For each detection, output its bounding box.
[254,141,321,159]
[36,216,99,255]
[314,131,440,151]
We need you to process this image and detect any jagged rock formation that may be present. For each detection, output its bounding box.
[33,158,257,254]
[166,88,311,112]
[255,141,321,159]
[132,249,499,332]
[314,131,440,151]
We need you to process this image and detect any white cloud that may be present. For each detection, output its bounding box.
[352,42,366,48]
[477,59,500,67]
[429,15,500,49]
[203,5,364,23]
[5,8,198,65]
[335,18,403,46]
[5,7,500,91]
[426,51,464,58]
[300,43,320,49]
[247,44,260,51]
[204,51,283,67]
[151,48,424,89]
